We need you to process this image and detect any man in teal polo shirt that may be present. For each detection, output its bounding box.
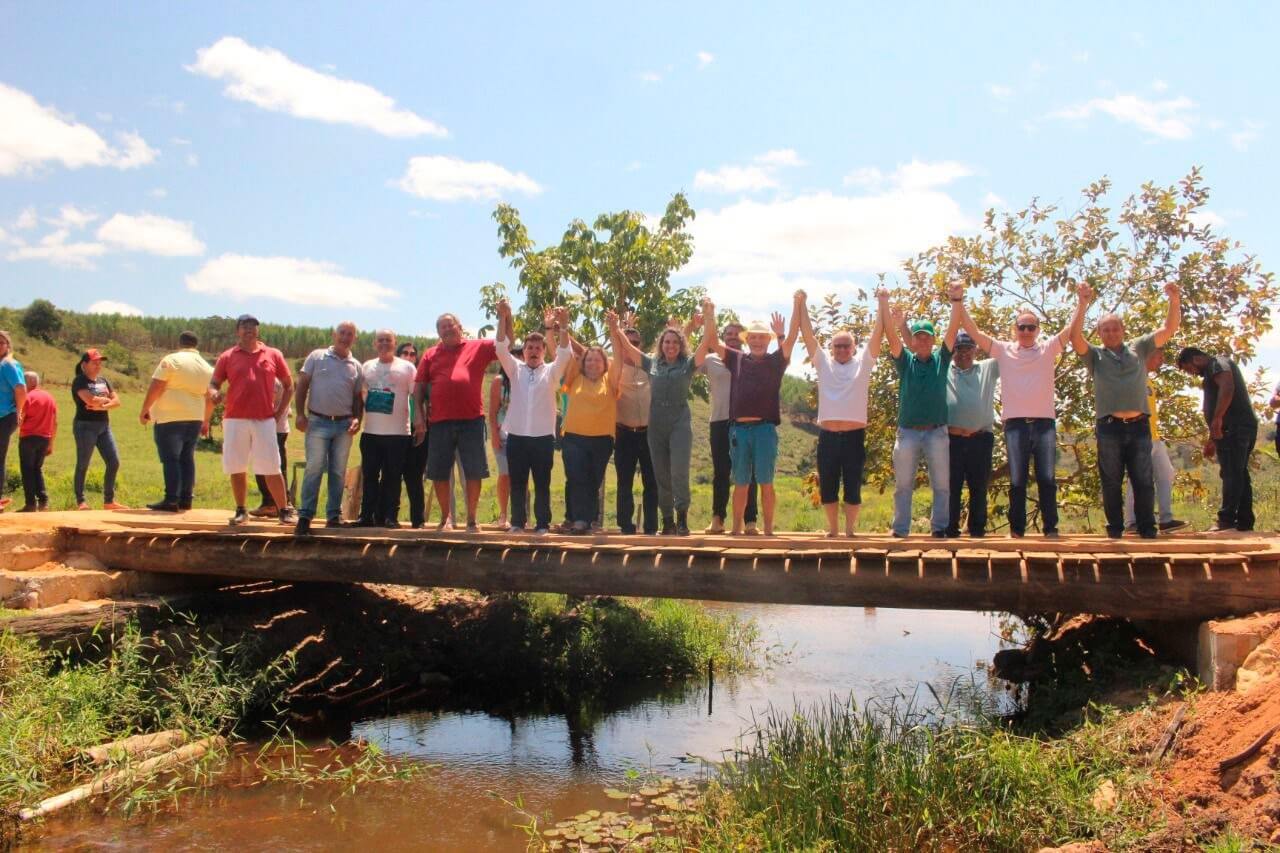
[880,287,961,537]
[946,331,1000,537]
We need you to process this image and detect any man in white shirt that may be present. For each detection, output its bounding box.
[950,283,1089,537]
[795,290,881,537]
[494,299,572,533]
[358,329,418,528]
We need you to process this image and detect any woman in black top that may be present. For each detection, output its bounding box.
[71,349,126,510]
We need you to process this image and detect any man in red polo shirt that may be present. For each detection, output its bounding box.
[211,314,294,525]
[412,311,495,531]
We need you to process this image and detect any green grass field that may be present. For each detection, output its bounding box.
[4,330,1277,533]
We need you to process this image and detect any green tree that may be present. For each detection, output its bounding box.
[809,169,1275,531]
[489,194,704,344]
[20,299,62,342]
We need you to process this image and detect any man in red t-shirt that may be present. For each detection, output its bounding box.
[211,314,295,525]
[17,371,55,511]
[411,312,496,531]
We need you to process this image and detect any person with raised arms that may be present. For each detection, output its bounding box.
[702,295,799,537]
[1071,281,1181,539]
[611,316,659,535]
[943,330,999,538]
[699,318,760,535]
[494,299,573,534]
[795,290,881,538]
[559,338,623,534]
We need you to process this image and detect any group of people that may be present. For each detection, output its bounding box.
[0,283,1266,538]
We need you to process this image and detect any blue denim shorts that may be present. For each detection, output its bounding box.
[426,417,490,481]
[730,422,778,486]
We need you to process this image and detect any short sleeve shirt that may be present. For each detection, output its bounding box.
[301,347,362,417]
[893,345,952,427]
[151,349,214,424]
[0,359,26,418]
[615,364,651,428]
[990,336,1063,420]
[415,339,497,424]
[1203,356,1256,429]
[640,354,697,414]
[19,388,56,438]
[563,374,616,437]
[213,344,291,421]
[71,373,112,422]
[700,354,732,422]
[813,345,875,425]
[947,359,1000,432]
[724,348,789,424]
[361,357,417,436]
[1083,333,1156,416]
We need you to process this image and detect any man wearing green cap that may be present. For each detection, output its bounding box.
[880,287,961,537]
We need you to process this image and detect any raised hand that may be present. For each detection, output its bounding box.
[605,309,620,329]
[890,306,905,326]
[1076,280,1094,304]
[875,286,890,302]
[622,310,638,329]
[554,305,569,326]
[770,312,786,338]
[947,282,965,302]
[701,297,715,316]
[690,310,703,327]
[794,289,807,305]
[543,306,556,328]
[666,315,679,330]
[495,298,512,318]
[1164,281,1181,299]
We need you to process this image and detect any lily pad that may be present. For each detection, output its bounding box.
[603,788,629,799]
[638,786,660,797]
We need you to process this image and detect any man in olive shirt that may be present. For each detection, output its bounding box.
[1071,281,1181,539]
[881,287,961,537]
[1176,346,1257,532]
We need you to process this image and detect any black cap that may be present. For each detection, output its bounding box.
[236,313,259,326]
[955,331,977,349]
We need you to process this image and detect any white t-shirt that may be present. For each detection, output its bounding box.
[813,344,876,425]
[700,353,732,422]
[990,336,1064,420]
[496,338,572,437]
[360,357,417,436]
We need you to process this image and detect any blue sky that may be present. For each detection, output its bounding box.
[1,1,1276,366]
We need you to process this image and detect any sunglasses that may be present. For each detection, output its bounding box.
[1016,323,1039,332]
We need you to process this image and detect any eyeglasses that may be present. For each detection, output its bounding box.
[1016,324,1039,332]
[832,343,853,349]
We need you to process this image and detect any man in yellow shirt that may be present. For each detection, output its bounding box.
[139,331,214,511]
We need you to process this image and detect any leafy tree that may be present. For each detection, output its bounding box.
[808,169,1275,531]
[20,299,62,342]
[488,194,704,344]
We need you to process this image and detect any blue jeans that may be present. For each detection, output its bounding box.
[298,417,354,521]
[154,421,202,505]
[1003,418,1059,535]
[891,426,949,536]
[1096,417,1154,538]
[73,420,120,504]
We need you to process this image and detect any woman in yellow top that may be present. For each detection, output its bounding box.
[561,345,622,534]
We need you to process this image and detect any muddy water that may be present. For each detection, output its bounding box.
[33,604,1008,851]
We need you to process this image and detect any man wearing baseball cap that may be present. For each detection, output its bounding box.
[880,289,961,537]
[210,314,294,526]
[945,330,999,537]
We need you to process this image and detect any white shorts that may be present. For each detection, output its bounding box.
[222,418,282,475]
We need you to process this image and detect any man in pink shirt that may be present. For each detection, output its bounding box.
[210,314,295,526]
[411,312,497,531]
[950,283,1090,537]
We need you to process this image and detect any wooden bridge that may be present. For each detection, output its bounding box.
[3,511,1277,621]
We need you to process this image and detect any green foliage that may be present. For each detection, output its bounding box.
[19,299,61,342]
[100,341,138,377]
[490,194,703,345]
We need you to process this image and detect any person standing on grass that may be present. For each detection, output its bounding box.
[71,349,127,511]
[488,343,522,529]
[1123,353,1187,534]
[944,331,999,538]
[413,313,497,532]
[0,330,27,513]
[612,319,659,535]
[700,320,760,535]
[395,341,430,528]
[17,371,54,512]
[357,330,416,529]
[139,331,214,512]
[702,295,800,537]
[494,299,572,533]
[560,343,622,534]
[210,314,293,527]
[795,291,881,538]
[881,289,960,538]
[1071,282,1181,539]
[293,322,363,536]
[251,378,292,517]
[950,283,1089,538]
[1270,379,1280,460]
[1176,346,1258,533]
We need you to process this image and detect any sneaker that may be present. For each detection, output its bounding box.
[411,521,423,530]
[278,506,296,524]
[16,504,38,513]
[294,518,313,537]
[1205,523,1236,534]
[533,527,550,535]
[931,530,947,539]
[1158,519,1188,533]
[1123,524,1137,534]
[147,501,180,513]
[570,521,589,534]
[618,525,637,535]
[249,504,277,518]
[506,525,525,534]
[351,517,376,527]
[177,502,192,511]
[890,531,908,539]
[1042,530,1061,540]
[230,508,249,526]
[384,520,401,530]
[103,502,129,511]
[326,516,343,527]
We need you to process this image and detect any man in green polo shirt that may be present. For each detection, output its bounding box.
[879,287,961,537]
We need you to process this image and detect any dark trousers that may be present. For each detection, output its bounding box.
[403,433,429,526]
[154,421,201,505]
[710,420,757,523]
[0,412,16,502]
[73,420,119,504]
[360,433,410,524]
[816,428,866,505]
[507,433,554,530]
[1215,421,1257,531]
[614,427,658,534]
[1096,417,1155,538]
[18,435,49,507]
[1004,417,1058,535]
[947,431,994,537]
[563,433,614,525]
[255,432,289,506]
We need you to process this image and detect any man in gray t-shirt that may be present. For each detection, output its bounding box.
[699,321,758,534]
[293,321,364,534]
[1070,281,1181,539]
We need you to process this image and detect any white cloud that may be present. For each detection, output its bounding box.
[983,191,1006,208]
[694,165,778,193]
[48,204,97,230]
[87,300,143,316]
[989,84,1014,100]
[15,208,38,230]
[0,82,158,175]
[185,152,199,167]
[188,36,446,138]
[696,51,714,69]
[185,254,399,308]
[96,213,205,256]
[638,71,662,83]
[170,137,192,146]
[6,229,106,269]
[1152,78,1169,92]
[1231,120,1262,151]
[1189,209,1227,230]
[1049,94,1197,140]
[395,155,541,201]
[753,148,804,167]
[842,159,974,191]
[149,187,168,199]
